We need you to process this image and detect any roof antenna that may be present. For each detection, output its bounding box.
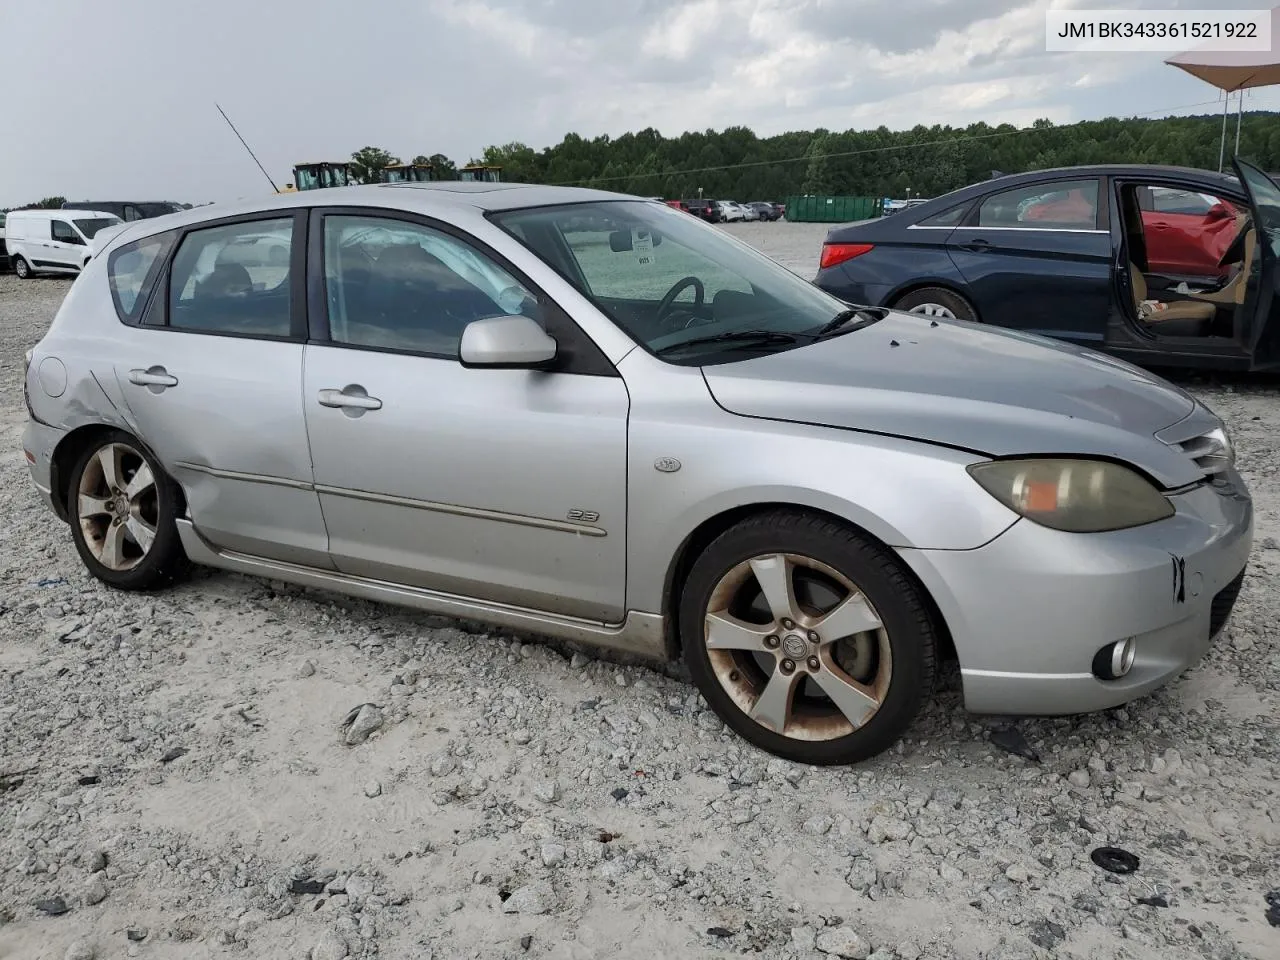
[215,103,279,192]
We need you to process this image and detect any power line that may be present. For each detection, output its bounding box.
[555,96,1270,186]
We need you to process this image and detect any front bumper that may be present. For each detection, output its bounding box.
[901,471,1253,715]
[22,418,66,515]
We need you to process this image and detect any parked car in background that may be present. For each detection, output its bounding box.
[683,199,721,222]
[0,213,7,271]
[21,181,1252,765]
[747,201,781,221]
[738,202,760,222]
[63,200,185,222]
[5,208,123,278]
[815,159,1280,372]
[717,200,745,222]
[665,199,688,212]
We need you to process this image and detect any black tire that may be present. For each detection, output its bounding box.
[67,430,190,591]
[680,509,938,766]
[12,256,32,280]
[891,286,978,322]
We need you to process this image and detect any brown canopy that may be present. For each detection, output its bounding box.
[1165,7,1280,91]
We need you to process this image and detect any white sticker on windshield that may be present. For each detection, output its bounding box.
[633,229,654,267]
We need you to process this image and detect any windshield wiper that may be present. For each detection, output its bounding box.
[655,329,800,356]
[812,306,888,339]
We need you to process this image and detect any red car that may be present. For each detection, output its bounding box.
[1022,187,1240,278]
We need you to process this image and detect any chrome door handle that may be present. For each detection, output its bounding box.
[128,367,178,387]
[318,387,382,410]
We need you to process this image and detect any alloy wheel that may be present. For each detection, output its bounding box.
[906,302,956,319]
[14,258,29,279]
[703,552,891,741]
[77,442,159,571]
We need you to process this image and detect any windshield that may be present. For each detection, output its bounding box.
[74,217,121,238]
[490,200,851,363]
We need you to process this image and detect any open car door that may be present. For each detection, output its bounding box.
[1231,156,1280,368]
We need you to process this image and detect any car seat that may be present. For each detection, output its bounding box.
[1129,262,1216,336]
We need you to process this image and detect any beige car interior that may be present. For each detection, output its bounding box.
[1124,187,1256,339]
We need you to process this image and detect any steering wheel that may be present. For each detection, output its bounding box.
[656,276,709,329]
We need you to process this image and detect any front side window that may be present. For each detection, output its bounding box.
[979,179,1100,228]
[491,200,853,363]
[168,218,293,336]
[51,219,80,243]
[1235,160,1280,259]
[323,215,536,356]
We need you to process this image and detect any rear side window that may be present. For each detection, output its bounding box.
[978,179,1100,229]
[108,233,175,323]
[168,218,294,337]
[917,203,969,227]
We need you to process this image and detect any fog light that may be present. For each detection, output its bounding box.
[1092,637,1136,681]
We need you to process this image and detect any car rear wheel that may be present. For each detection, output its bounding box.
[892,287,977,322]
[68,431,190,591]
[12,256,31,280]
[680,509,938,765]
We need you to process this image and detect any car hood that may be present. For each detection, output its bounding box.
[701,312,1207,487]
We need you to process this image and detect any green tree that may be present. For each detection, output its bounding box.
[349,146,401,184]
[424,153,457,179]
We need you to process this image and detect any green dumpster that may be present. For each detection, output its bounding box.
[783,195,883,223]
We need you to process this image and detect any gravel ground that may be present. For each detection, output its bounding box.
[1,224,1278,960]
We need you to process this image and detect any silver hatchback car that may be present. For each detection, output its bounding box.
[22,182,1252,765]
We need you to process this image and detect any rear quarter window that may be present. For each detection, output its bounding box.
[108,232,175,324]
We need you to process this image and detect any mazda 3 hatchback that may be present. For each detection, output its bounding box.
[22,182,1252,765]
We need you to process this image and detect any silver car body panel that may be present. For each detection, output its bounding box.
[20,181,1254,717]
[302,344,630,621]
[703,312,1205,488]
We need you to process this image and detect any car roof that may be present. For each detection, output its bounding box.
[923,163,1245,209]
[10,208,118,218]
[91,182,646,252]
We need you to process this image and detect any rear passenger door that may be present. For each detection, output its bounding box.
[945,178,1114,344]
[109,211,332,566]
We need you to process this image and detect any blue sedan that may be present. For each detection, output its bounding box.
[813,159,1280,372]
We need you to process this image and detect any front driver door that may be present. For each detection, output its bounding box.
[1232,157,1280,369]
[49,218,86,270]
[302,209,629,622]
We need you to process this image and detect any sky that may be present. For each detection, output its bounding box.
[0,0,1271,207]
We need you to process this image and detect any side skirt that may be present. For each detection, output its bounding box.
[175,519,668,661]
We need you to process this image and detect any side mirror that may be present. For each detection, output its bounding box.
[459,314,557,369]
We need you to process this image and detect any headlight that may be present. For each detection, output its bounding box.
[967,459,1174,533]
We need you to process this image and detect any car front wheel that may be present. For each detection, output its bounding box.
[68,431,190,590]
[680,509,938,765]
[12,256,31,279]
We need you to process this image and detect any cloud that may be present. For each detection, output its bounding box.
[0,0,1239,205]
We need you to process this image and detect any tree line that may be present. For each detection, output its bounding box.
[354,110,1280,201]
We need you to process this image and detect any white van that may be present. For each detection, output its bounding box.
[4,209,124,279]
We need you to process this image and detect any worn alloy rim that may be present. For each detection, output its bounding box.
[704,553,891,741]
[77,443,159,572]
[15,258,29,278]
[906,302,956,319]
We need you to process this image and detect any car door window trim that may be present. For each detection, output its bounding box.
[305,205,619,377]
